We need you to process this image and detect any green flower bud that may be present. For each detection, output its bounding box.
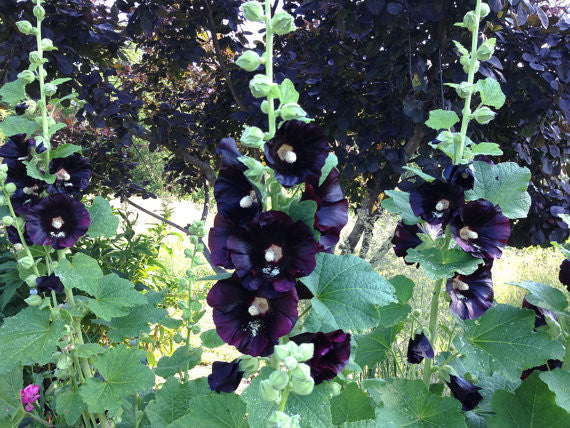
[269,180,281,196]
[284,355,298,370]
[267,411,291,428]
[236,50,261,72]
[479,3,491,18]
[455,82,472,99]
[411,309,422,318]
[242,1,265,22]
[463,11,478,31]
[17,70,36,84]
[249,74,278,99]
[16,20,34,35]
[239,355,260,377]
[291,363,312,382]
[241,126,265,148]
[0,164,7,173]
[33,5,46,20]
[41,38,56,51]
[25,294,43,307]
[477,38,496,61]
[196,243,204,252]
[290,377,314,396]
[45,83,57,97]
[29,51,42,64]
[329,382,342,397]
[260,100,269,114]
[272,11,296,36]
[294,343,314,362]
[260,379,281,403]
[57,354,73,370]
[279,103,307,121]
[173,332,184,343]
[437,365,453,382]
[269,370,290,390]
[289,415,301,428]
[2,215,13,226]
[18,256,34,270]
[473,106,496,124]
[273,344,290,362]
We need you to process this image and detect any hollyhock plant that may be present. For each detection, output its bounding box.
[36,273,65,295]
[0,134,44,167]
[20,384,40,412]
[26,193,91,249]
[406,332,434,364]
[6,225,32,246]
[443,163,475,190]
[559,259,570,292]
[301,169,348,253]
[522,295,557,330]
[226,210,317,295]
[264,120,329,187]
[47,153,92,195]
[446,261,494,320]
[290,330,351,384]
[409,180,464,225]
[207,275,298,357]
[450,199,510,259]
[208,359,245,394]
[6,163,45,215]
[446,375,483,411]
[391,221,442,263]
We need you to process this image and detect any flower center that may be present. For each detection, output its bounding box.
[459,226,478,240]
[248,297,270,316]
[453,278,470,292]
[276,144,297,164]
[55,168,71,181]
[239,190,258,208]
[265,244,283,263]
[51,216,65,229]
[435,199,450,211]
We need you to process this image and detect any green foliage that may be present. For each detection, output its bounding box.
[56,389,88,426]
[171,393,248,428]
[375,275,414,327]
[285,199,320,239]
[0,366,24,426]
[509,281,568,313]
[354,323,403,368]
[86,196,120,238]
[86,273,147,321]
[539,369,570,412]
[0,115,39,137]
[200,329,225,348]
[425,109,460,130]
[330,383,375,425]
[405,248,482,280]
[319,154,339,186]
[55,252,103,294]
[381,191,420,225]
[154,346,202,379]
[476,78,505,109]
[50,143,83,159]
[0,79,27,105]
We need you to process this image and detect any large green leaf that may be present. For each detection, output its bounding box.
[466,161,531,219]
[376,276,414,327]
[200,329,225,349]
[509,281,568,313]
[405,248,482,280]
[54,252,103,295]
[0,366,25,426]
[354,323,403,368]
[301,253,396,331]
[453,304,565,380]
[86,196,120,238]
[476,78,506,109]
[0,307,66,374]
[170,393,247,428]
[0,115,39,137]
[539,369,570,412]
[489,372,570,427]
[381,190,420,225]
[79,345,155,414]
[154,346,202,379]
[0,79,27,105]
[285,199,319,239]
[56,389,88,426]
[425,109,460,130]
[87,273,147,321]
[331,382,375,425]
[50,143,83,159]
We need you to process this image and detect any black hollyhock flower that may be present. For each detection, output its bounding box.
[264,120,329,187]
[295,281,314,300]
[522,295,557,330]
[392,221,442,263]
[226,210,317,295]
[47,153,92,195]
[214,138,262,225]
[6,163,45,215]
[559,259,570,292]
[301,169,348,253]
[36,273,65,294]
[520,359,562,381]
[409,180,464,225]
[15,103,28,116]
[443,163,475,190]
[446,261,494,320]
[450,199,510,259]
[208,214,240,269]
[5,225,32,246]
[0,134,44,167]
[207,275,298,357]
[406,332,434,364]
[446,375,483,411]
[290,330,351,384]
[208,359,244,394]
[26,194,90,249]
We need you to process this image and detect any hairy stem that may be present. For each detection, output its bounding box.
[277,386,290,412]
[423,279,444,388]
[265,0,276,138]
[34,0,49,147]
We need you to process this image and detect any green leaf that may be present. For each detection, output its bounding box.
[453,304,565,380]
[466,161,531,219]
[54,252,103,295]
[301,253,397,331]
[48,122,67,138]
[539,369,570,412]
[0,366,24,425]
[489,372,570,427]
[354,323,403,368]
[425,109,460,130]
[25,161,56,183]
[369,378,466,427]
[331,383,375,425]
[319,153,339,186]
[476,78,506,109]
[376,275,414,327]
[403,166,436,182]
[0,307,66,374]
[86,196,120,238]
[171,393,247,428]
[279,78,300,104]
[154,347,202,379]
[508,281,568,313]
[50,143,83,159]
[75,343,105,358]
[405,248,482,280]
[381,190,420,225]
[201,329,225,348]
[79,345,155,414]
[56,389,87,426]
[87,273,147,321]
[0,79,27,105]
[0,115,39,137]
[285,199,319,239]
[468,142,503,156]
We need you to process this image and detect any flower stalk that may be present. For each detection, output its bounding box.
[423,278,444,388]
[264,0,276,139]
[34,0,50,147]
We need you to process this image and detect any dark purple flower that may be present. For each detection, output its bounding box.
[295,281,314,300]
[226,210,317,295]
[406,332,434,364]
[0,134,44,167]
[302,169,348,253]
[559,259,570,292]
[207,275,298,357]
[26,193,90,249]
[522,295,557,330]
[409,180,464,225]
[47,153,92,195]
[208,359,244,393]
[36,273,64,295]
[214,138,262,225]
[450,199,511,259]
[446,375,483,411]
[290,330,351,384]
[208,214,240,269]
[6,225,32,246]
[443,163,475,190]
[392,221,442,263]
[264,120,329,187]
[15,103,28,116]
[446,261,494,320]
[6,162,45,215]
[520,359,562,381]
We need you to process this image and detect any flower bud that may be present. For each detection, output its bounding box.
[269,180,281,196]
[463,11,478,31]
[189,236,199,246]
[25,294,43,307]
[18,256,35,270]
[57,354,73,370]
[455,82,472,99]
[267,411,291,428]
[260,379,281,403]
[437,365,453,382]
[16,20,34,35]
[33,5,46,20]
[2,215,13,226]
[17,70,36,84]
[241,126,265,148]
[294,343,314,362]
[41,38,55,51]
[473,106,496,124]
[273,344,290,362]
[477,39,496,61]
[44,83,57,97]
[242,1,265,22]
[236,50,261,72]
[260,100,269,114]
[29,51,42,64]
[25,275,38,287]
[479,3,491,18]
[279,103,307,121]
[284,355,298,370]
[249,74,278,98]
[291,363,312,382]
[329,382,342,397]
[272,11,296,36]
[196,243,204,252]
[239,355,260,377]
[269,370,290,390]
[411,309,422,318]
[290,377,314,395]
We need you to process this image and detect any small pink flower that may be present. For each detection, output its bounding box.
[20,384,40,412]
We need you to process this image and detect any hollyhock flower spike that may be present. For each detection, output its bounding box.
[26,193,91,249]
[443,163,475,190]
[406,332,434,364]
[409,180,464,225]
[264,120,329,187]
[446,375,483,411]
[290,330,351,384]
[36,273,65,294]
[20,384,40,412]
[6,162,45,215]
[559,259,570,292]
[47,153,92,195]
[450,199,510,259]
[446,261,494,320]
[226,210,317,295]
[208,359,244,394]
[0,134,45,167]
[207,275,298,357]
[522,295,557,330]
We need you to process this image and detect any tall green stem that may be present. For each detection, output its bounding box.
[277,386,290,412]
[35,0,50,147]
[265,0,276,138]
[423,279,444,388]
